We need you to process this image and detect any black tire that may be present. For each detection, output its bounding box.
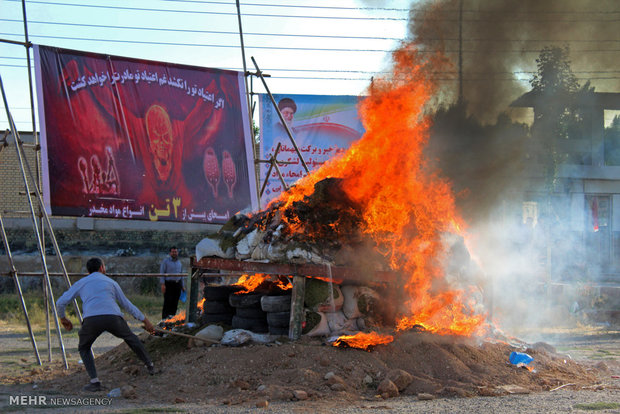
[201,313,233,325]
[204,285,242,301]
[232,315,268,333]
[203,300,234,315]
[229,292,263,308]
[235,307,267,319]
[268,325,289,336]
[261,295,292,312]
[266,311,290,328]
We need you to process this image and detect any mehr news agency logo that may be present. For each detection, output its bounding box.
[9,394,112,407]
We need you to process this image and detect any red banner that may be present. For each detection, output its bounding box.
[34,45,257,223]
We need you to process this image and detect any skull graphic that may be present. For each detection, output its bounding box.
[145,104,174,182]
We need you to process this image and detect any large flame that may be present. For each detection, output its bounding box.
[333,332,394,351]
[272,43,487,336]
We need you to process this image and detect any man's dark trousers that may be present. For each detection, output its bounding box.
[78,315,151,379]
[162,280,182,319]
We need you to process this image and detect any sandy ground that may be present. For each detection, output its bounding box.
[1,319,619,413]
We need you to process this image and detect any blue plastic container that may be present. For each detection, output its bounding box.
[107,388,121,397]
[509,351,533,365]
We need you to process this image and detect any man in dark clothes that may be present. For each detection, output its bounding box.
[159,246,184,319]
[56,257,156,392]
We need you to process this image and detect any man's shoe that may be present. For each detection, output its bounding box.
[147,364,157,375]
[83,381,102,392]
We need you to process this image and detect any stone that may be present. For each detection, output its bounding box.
[377,379,399,398]
[417,393,436,400]
[256,384,293,401]
[120,385,136,399]
[330,383,346,391]
[293,390,308,400]
[387,369,413,391]
[325,373,345,386]
[255,400,269,408]
[302,369,321,382]
[499,384,530,394]
[195,325,224,343]
[478,387,499,397]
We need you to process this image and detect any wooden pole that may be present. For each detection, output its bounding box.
[288,276,306,340]
[186,267,200,324]
[152,327,218,344]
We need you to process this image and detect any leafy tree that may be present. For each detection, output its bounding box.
[605,115,620,166]
[529,46,594,186]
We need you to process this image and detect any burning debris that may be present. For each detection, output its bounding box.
[332,332,395,351]
[158,311,187,330]
[197,177,384,270]
[197,43,489,343]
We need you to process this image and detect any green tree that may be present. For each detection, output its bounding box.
[529,46,594,186]
[605,115,620,166]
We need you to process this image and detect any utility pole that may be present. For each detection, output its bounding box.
[458,0,464,104]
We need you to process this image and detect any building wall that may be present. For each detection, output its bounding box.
[0,132,39,219]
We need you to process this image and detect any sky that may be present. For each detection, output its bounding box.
[0,0,411,131]
[1,0,619,131]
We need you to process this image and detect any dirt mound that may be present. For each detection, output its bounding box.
[22,330,604,407]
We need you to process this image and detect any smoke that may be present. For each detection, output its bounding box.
[407,0,620,123]
[407,0,620,338]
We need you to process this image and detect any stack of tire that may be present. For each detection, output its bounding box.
[229,291,268,333]
[201,285,241,326]
[261,293,292,336]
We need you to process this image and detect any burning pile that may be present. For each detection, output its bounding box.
[158,311,187,331]
[198,43,488,338]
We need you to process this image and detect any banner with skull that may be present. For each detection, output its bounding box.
[34,45,258,223]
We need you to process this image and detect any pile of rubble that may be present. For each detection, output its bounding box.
[196,177,388,269]
[194,176,483,338]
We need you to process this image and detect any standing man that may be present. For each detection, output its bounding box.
[160,246,184,320]
[56,257,156,392]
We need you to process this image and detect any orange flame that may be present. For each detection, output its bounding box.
[333,332,394,351]
[233,273,292,293]
[197,298,205,312]
[271,43,487,337]
[162,310,186,325]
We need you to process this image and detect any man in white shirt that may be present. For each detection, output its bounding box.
[56,257,156,392]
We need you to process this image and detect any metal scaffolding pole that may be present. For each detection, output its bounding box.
[0,148,41,365]
[0,74,69,369]
[250,56,310,175]
[20,0,54,361]
[235,0,262,207]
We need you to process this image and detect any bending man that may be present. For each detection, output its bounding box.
[56,257,156,392]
